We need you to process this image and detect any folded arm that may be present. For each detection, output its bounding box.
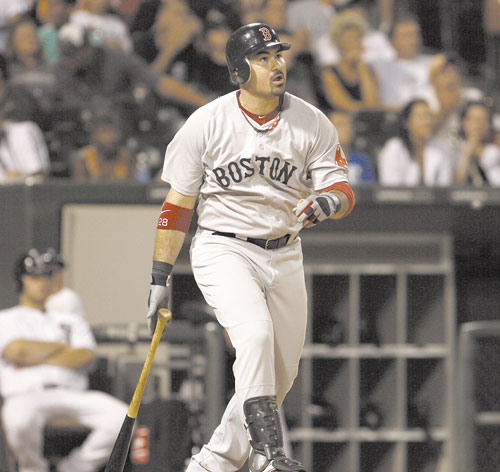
[3,339,67,367]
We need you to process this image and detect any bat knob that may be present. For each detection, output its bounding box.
[158,308,172,324]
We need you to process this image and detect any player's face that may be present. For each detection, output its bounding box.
[246,46,287,98]
[22,274,52,306]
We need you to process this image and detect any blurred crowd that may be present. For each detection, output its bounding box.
[0,0,499,187]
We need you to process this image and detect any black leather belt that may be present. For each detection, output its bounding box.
[212,231,291,250]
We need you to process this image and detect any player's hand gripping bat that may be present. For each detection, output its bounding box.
[103,308,172,472]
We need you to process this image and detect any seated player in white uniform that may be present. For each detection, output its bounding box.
[44,248,86,318]
[0,249,127,472]
[146,23,355,472]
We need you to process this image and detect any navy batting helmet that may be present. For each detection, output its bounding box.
[14,249,53,292]
[44,247,66,269]
[226,23,291,85]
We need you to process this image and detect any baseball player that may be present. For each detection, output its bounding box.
[147,23,355,472]
[44,248,86,318]
[0,249,127,472]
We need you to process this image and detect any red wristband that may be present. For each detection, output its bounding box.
[156,202,194,232]
[323,182,355,216]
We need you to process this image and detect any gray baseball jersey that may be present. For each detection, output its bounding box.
[161,91,348,238]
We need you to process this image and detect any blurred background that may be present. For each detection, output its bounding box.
[1,0,500,471]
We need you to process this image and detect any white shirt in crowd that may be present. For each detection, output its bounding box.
[286,0,336,39]
[0,121,50,182]
[313,29,395,67]
[377,137,454,186]
[0,305,96,397]
[70,10,133,52]
[462,143,500,186]
[372,55,435,108]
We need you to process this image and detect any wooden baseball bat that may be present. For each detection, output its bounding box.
[103,308,172,472]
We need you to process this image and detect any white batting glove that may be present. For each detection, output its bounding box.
[147,281,170,336]
[294,193,341,228]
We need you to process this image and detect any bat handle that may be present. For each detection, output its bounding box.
[127,308,172,418]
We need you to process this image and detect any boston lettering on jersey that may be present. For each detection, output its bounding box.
[212,155,297,188]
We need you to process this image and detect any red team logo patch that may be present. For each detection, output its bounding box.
[259,27,272,41]
[334,144,348,168]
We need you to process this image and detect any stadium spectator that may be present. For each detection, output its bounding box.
[45,248,86,318]
[377,98,453,186]
[134,3,237,99]
[69,0,133,52]
[484,0,500,105]
[454,100,500,186]
[0,249,127,472]
[188,10,236,97]
[54,22,209,128]
[320,10,380,112]
[4,16,58,132]
[36,0,74,64]
[0,55,39,124]
[0,120,50,183]
[0,0,35,53]
[313,0,395,68]
[238,0,287,31]
[0,61,50,183]
[372,14,436,111]
[135,0,203,76]
[328,109,376,184]
[71,110,136,181]
[5,16,50,78]
[425,54,483,158]
[285,0,337,69]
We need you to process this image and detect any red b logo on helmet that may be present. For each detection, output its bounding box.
[259,27,272,41]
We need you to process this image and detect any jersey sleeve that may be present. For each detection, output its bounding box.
[306,111,349,190]
[161,109,206,196]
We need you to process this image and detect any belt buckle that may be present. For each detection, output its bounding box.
[264,238,272,249]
